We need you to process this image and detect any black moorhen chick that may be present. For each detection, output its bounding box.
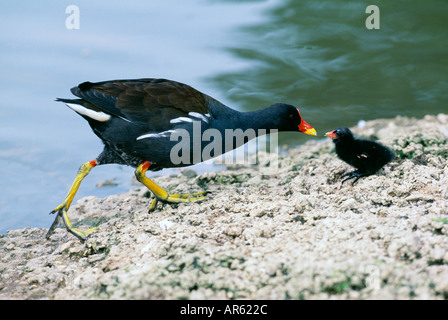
[47,78,317,240]
[325,127,394,185]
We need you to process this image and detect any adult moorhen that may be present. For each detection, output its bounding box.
[46,78,317,240]
[325,127,394,185]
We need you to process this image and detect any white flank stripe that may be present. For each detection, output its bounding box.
[66,103,111,122]
[170,116,194,124]
[136,130,175,140]
[170,113,211,124]
[188,112,210,123]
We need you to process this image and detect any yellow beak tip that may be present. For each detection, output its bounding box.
[305,128,317,136]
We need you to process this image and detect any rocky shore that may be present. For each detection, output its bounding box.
[1,114,448,300]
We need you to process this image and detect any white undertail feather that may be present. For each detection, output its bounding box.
[66,103,111,122]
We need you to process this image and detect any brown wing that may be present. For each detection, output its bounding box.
[71,78,210,131]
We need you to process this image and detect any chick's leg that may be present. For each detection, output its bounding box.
[341,170,373,186]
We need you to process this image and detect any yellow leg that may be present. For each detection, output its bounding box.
[46,160,98,241]
[135,161,208,212]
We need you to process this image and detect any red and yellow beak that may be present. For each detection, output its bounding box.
[299,120,317,136]
[297,109,317,136]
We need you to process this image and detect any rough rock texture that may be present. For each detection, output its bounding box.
[1,114,448,300]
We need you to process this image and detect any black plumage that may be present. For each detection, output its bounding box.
[47,78,317,240]
[325,127,395,185]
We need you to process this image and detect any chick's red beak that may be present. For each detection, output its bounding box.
[325,130,337,140]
